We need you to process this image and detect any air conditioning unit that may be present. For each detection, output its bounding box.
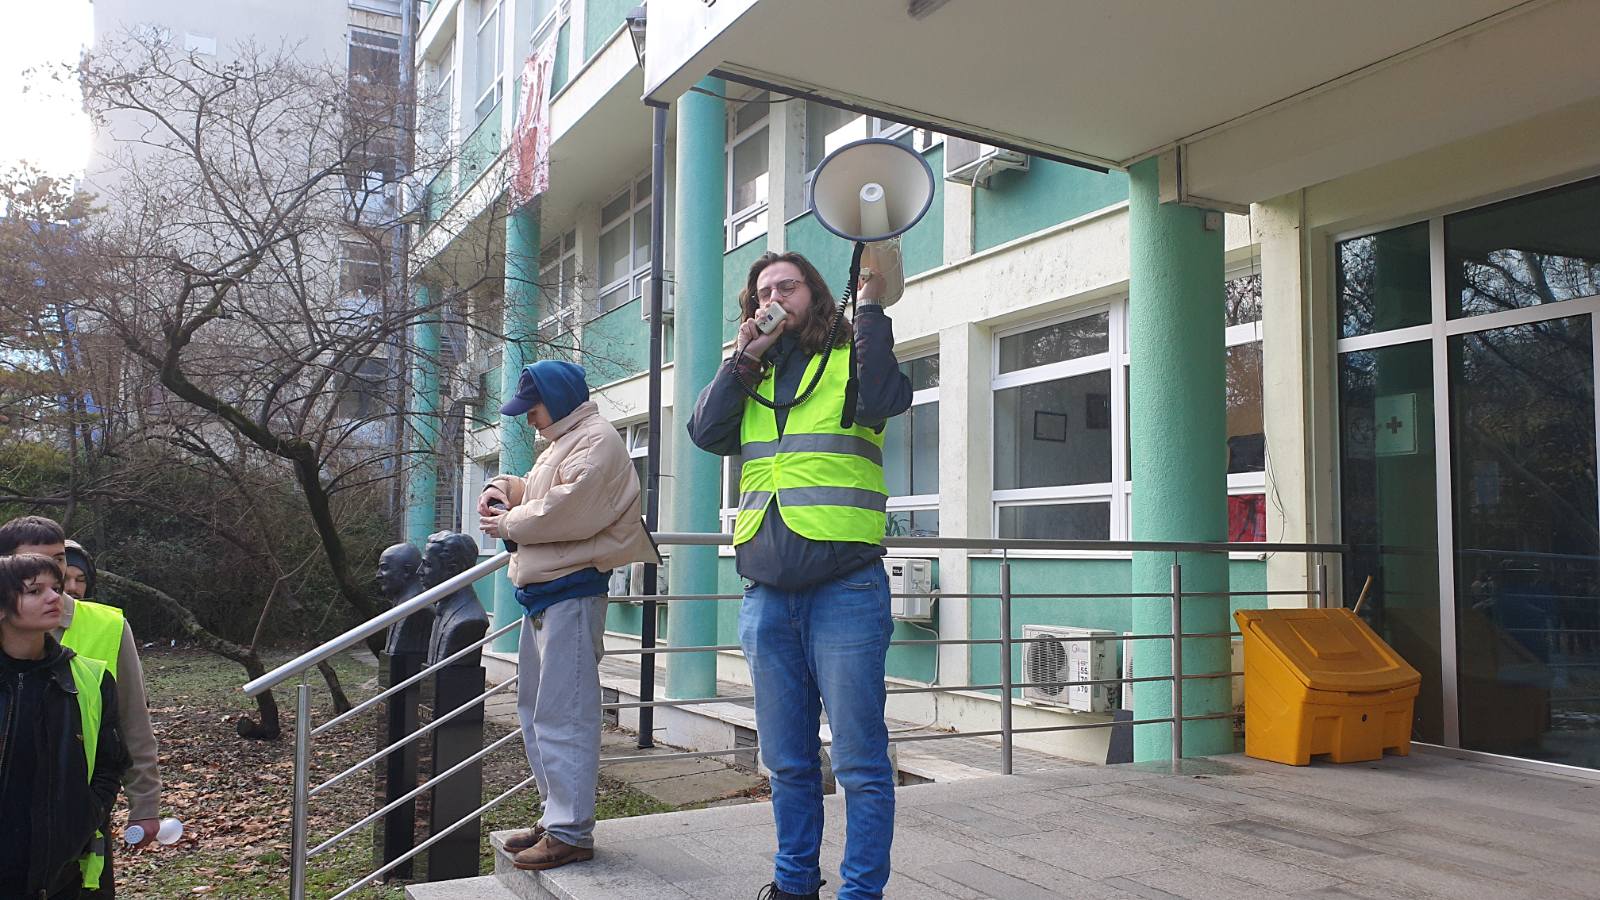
[1022,625,1116,713]
[883,557,934,621]
[943,137,1028,187]
[640,279,675,323]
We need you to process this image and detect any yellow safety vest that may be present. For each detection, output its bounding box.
[67,652,108,890]
[62,599,124,674]
[736,350,888,545]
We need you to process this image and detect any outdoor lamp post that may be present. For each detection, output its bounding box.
[625,4,666,750]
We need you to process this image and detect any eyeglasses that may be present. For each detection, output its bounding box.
[756,278,802,302]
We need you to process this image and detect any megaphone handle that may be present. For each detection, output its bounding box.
[839,241,864,430]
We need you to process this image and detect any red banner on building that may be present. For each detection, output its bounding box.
[510,36,557,208]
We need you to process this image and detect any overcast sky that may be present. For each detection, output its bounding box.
[0,0,94,179]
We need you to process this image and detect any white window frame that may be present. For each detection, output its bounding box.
[472,0,504,125]
[991,304,1124,554]
[886,352,940,536]
[539,229,578,330]
[801,106,939,201]
[528,0,564,48]
[466,454,501,553]
[719,454,741,555]
[471,345,504,431]
[726,90,770,249]
[423,37,458,158]
[348,26,400,88]
[595,174,652,316]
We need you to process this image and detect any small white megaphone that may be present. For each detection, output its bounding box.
[809,138,935,307]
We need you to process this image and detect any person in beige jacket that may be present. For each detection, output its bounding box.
[477,360,656,872]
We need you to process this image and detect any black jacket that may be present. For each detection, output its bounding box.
[688,305,912,590]
[0,637,128,899]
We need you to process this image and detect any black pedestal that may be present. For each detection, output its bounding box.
[427,664,486,881]
[375,651,424,879]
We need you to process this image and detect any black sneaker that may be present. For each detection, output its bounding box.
[756,880,824,900]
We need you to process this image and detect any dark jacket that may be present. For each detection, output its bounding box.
[688,305,912,590]
[0,637,128,900]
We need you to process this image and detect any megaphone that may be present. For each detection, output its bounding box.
[809,138,935,244]
[731,139,933,428]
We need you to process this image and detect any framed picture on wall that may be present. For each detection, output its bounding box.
[1086,393,1111,430]
[1033,410,1068,442]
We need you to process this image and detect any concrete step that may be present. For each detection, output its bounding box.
[405,874,518,900]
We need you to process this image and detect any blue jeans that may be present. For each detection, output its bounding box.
[739,563,895,899]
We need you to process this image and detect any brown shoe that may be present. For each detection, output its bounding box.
[513,835,594,871]
[501,825,545,854]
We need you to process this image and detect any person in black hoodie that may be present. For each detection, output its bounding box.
[0,553,128,900]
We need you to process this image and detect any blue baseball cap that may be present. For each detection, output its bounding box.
[499,360,590,420]
[499,367,542,417]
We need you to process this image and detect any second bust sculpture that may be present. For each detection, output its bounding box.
[421,531,490,667]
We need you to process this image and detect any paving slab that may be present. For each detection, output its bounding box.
[632,767,765,806]
[469,752,1599,900]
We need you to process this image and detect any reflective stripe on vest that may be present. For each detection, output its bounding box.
[68,653,108,890]
[62,600,124,674]
[735,350,888,546]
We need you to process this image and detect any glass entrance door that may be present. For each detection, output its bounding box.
[1335,173,1600,769]
[1449,316,1598,766]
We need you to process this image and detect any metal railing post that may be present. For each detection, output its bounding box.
[1170,562,1183,765]
[1314,560,1329,609]
[290,682,311,900]
[999,550,1014,776]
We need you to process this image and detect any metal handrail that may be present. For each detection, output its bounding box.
[309,726,524,858]
[314,619,519,737]
[244,550,510,697]
[657,531,1345,554]
[278,534,1341,900]
[311,673,519,797]
[250,535,1345,697]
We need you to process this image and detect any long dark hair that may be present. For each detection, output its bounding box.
[738,252,853,355]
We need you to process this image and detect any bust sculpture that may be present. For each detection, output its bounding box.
[377,543,433,657]
[421,531,489,667]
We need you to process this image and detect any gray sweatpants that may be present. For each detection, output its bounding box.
[515,595,609,848]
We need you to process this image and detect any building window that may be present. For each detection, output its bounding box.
[539,229,578,329]
[473,0,503,124]
[596,175,651,315]
[339,240,384,297]
[469,454,500,552]
[1119,270,1268,542]
[474,346,503,427]
[727,91,769,248]
[803,103,938,196]
[994,310,1117,541]
[884,353,939,536]
[720,454,743,538]
[1224,271,1266,540]
[619,423,650,490]
[349,27,400,89]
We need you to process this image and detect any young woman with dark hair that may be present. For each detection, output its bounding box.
[0,554,129,899]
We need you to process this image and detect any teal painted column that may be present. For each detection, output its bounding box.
[493,203,541,653]
[405,283,441,546]
[1126,158,1230,761]
[666,79,727,699]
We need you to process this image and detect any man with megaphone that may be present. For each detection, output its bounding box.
[690,137,936,900]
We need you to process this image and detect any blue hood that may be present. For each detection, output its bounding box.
[500,359,590,422]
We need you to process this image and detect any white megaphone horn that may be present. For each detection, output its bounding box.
[809,138,935,308]
[810,138,935,243]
